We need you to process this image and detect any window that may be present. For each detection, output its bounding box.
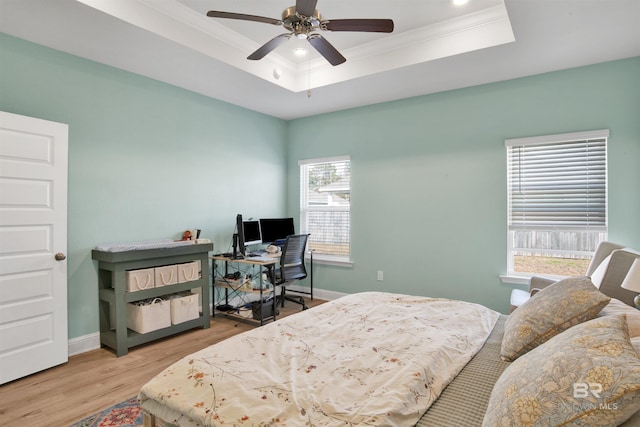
[299,156,351,264]
[506,130,608,277]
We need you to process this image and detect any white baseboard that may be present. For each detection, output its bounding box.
[67,287,346,357]
[68,332,101,356]
[284,285,347,301]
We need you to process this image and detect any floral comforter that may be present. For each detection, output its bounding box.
[139,292,499,426]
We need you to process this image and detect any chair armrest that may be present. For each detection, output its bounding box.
[529,276,556,295]
[585,241,625,277]
[597,248,640,307]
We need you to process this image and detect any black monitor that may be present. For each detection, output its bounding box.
[260,218,295,245]
[233,214,245,259]
[233,215,262,258]
[242,220,262,246]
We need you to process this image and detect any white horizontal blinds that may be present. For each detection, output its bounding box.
[506,131,608,231]
[300,156,351,258]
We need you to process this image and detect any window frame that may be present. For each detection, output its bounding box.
[504,129,609,279]
[299,155,353,266]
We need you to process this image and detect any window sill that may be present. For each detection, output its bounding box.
[499,275,531,286]
[307,253,354,267]
[499,273,567,286]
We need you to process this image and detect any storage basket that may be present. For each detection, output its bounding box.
[177,261,200,283]
[126,298,171,334]
[168,292,199,324]
[125,268,155,292]
[154,265,178,287]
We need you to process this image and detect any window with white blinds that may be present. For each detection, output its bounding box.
[505,130,608,275]
[299,156,351,262]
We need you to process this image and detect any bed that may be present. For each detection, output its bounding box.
[139,284,640,426]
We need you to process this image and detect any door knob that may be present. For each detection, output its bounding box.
[55,253,66,261]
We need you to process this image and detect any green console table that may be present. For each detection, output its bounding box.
[92,243,213,356]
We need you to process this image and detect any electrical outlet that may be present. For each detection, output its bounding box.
[377,271,384,281]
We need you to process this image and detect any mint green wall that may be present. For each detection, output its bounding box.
[2,32,638,340]
[0,34,288,339]
[287,57,640,312]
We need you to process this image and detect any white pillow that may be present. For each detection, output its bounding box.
[589,253,612,288]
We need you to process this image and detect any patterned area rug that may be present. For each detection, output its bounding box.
[69,396,142,427]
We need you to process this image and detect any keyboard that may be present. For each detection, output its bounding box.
[246,256,276,263]
[247,250,267,257]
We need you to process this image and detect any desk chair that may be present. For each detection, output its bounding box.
[275,234,310,311]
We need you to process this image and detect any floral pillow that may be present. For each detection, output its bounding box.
[598,298,640,338]
[484,315,640,427]
[501,276,610,361]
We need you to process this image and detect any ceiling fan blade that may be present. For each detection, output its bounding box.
[323,19,394,33]
[308,34,346,66]
[206,10,281,26]
[248,34,292,60]
[296,0,318,17]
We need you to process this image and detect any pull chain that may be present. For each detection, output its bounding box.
[307,51,312,98]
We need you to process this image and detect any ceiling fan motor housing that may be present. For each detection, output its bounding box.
[282,6,321,38]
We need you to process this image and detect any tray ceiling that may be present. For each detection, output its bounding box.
[1,0,639,119]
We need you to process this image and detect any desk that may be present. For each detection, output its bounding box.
[211,255,278,325]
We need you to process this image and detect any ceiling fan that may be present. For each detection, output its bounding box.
[206,0,394,66]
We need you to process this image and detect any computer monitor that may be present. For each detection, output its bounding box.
[260,218,295,245]
[233,215,262,258]
[242,220,262,246]
[233,213,246,259]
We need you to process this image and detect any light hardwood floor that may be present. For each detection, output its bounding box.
[0,298,323,427]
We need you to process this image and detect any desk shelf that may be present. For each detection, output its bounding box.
[213,280,273,294]
[92,243,213,356]
[212,256,277,326]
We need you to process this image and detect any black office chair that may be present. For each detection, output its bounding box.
[274,234,310,310]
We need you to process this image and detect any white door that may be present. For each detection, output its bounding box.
[0,111,68,384]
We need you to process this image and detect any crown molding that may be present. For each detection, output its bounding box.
[78,0,513,93]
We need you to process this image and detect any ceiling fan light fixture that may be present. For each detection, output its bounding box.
[207,1,394,66]
[452,0,470,6]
